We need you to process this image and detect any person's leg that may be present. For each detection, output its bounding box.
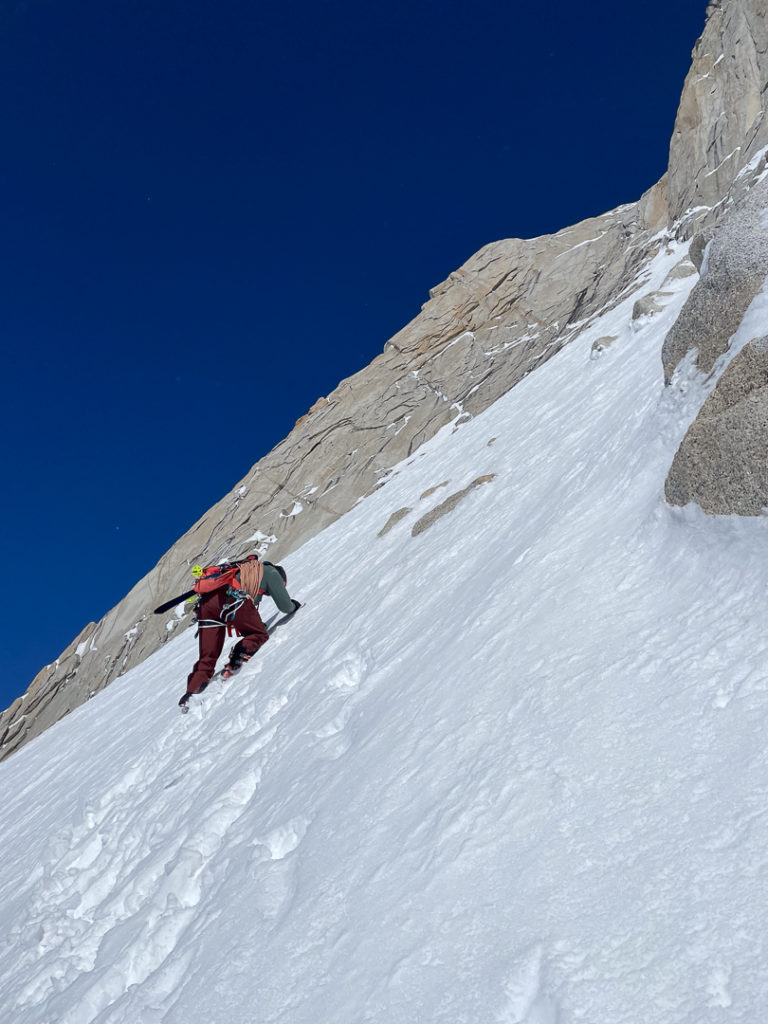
[227,600,269,670]
[186,625,225,692]
[186,591,227,693]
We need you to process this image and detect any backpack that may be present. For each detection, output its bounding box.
[191,554,262,595]
[192,565,240,594]
[153,555,262,617]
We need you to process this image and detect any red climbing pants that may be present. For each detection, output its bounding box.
[186,588,269,694]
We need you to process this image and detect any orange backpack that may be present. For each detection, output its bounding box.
[192,565,241,594]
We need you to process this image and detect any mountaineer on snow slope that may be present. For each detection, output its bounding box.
[179,557,301,709]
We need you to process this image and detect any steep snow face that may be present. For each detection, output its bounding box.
[2,240,768,1023]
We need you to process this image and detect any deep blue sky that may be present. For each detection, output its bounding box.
[2,0,706,710]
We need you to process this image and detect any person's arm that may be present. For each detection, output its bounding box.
[261,563,299,614]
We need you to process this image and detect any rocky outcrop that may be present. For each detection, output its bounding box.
[661,0,768,514]
[667,0,768,233]
[411,475,496,537]
[662,175,768,384]
[666,336,768,513]
[377,508,412,538]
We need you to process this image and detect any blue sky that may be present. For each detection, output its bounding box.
[2,0,706,711]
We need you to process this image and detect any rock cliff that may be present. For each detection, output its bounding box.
[662,0,768,514]
[3,0,766,759]
[666,0,768,231]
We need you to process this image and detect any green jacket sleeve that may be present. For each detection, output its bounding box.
[261,563,296,615]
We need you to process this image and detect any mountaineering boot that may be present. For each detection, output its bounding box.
[178,679,210,713]
[223,651,252,680]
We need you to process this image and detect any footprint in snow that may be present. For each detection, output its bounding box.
[498,945,559,1024]
[255,816,310,861]
[325,648,371,691]
[307,649,372,758]
[312,709,354,760]
[248,816,311,923]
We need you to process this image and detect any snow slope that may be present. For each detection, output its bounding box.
[2,238,768,1024]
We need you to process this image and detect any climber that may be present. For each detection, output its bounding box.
[179,558,301,708]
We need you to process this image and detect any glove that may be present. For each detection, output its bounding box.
[291,600,302,613]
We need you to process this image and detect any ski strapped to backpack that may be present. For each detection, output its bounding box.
[191,564,241,593]
[153,554,261,615]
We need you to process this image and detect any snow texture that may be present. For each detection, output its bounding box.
[2,240,768,1023]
